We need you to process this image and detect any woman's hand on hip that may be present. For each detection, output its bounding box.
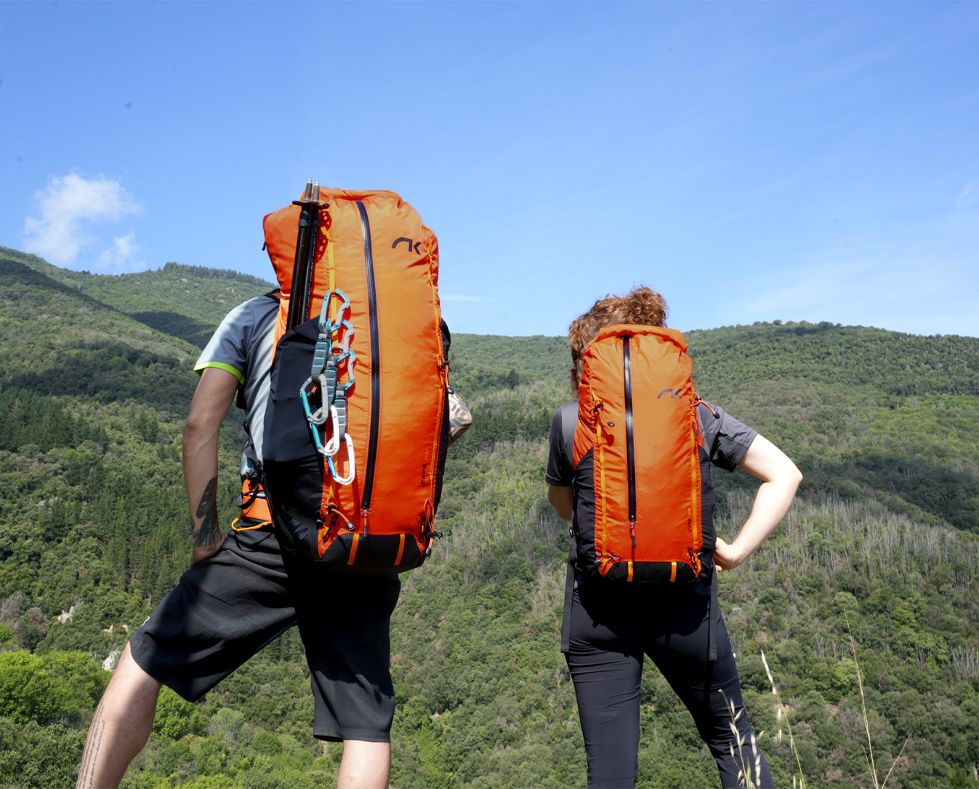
[713,537,747,572]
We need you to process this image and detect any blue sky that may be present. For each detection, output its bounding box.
[1,1,977,337]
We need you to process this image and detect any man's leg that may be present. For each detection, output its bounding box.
[76,643,162,789]
[78,527,298,787]
[295,571,401,787]
[338,740,391,789]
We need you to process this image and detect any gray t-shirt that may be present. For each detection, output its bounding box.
[195,293,278,463]
[545,400,757,486]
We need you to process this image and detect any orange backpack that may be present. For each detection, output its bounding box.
[572,325,706,583]
[260,185,448,571]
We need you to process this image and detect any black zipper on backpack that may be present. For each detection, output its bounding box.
[356,200,380,527]
[622,336,637,550]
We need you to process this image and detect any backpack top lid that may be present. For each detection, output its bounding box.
[261,187,413,297]
[586,323,688,354]
[574,321,696,469]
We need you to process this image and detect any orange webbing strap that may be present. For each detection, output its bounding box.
[347,533,361,565]
[669,561,678,583]
[325,228,337,323]
[689,413,702,550]
[395,534,406,566]
[594,394,610,568]
[627,561,634,583]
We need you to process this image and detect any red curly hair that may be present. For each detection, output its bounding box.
[567,286,668,389]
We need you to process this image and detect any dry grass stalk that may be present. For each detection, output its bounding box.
[845,612,880,787]
[844,612,911,789]
[720,689,762,789]
[760,649,806,788]
[880,734,913,788]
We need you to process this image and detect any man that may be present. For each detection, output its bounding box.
[77,292,398,789]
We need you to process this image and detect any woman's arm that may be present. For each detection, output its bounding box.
[548,485,573,522]
[713,434,802,571]
[183,367,239,565]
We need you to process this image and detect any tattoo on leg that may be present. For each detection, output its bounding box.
[77,700,106,789]
[192,477,221,550]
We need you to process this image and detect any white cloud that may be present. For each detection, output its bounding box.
[94,232,144,272]
[22,173,140,267]
[954,183,977,212]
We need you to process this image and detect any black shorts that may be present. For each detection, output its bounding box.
[129,526,400,742]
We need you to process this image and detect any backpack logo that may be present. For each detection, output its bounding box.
[392,237,422,254]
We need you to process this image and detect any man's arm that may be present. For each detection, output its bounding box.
[713,434,803,571]
[548,485,573,522]
[183,367,239,565]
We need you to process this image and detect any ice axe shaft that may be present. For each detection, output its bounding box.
[286,179,322,331]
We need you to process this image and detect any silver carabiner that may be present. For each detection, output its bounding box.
[337,350,357,391]
[327,432,356,485]
[306,375,331,426]
[322,403,342,456]
[334,319,355,355]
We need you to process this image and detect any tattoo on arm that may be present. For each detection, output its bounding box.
[76,699,106,789]
[192,477,221,550]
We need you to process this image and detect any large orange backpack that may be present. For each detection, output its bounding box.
[260,186,448,571]
[572,325,707,583]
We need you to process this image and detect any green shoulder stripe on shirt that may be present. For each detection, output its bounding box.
[194,361,245,385]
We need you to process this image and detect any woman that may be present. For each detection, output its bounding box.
[546,286,802,788]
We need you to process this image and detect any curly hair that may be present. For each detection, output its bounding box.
[568,286,668,362]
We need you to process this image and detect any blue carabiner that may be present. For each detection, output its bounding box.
[299,377,318,420]
[319,289,351,333]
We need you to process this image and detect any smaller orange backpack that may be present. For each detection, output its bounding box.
[260,184,449,571]
[572,325,706,583]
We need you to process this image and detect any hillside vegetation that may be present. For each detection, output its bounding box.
[0,249,976,788]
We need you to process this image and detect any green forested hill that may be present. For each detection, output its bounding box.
[0,246,273,348]
[685,323,979,534]
[0,252,976,788]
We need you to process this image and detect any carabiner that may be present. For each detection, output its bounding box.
[302,377,331,427]
[304,417,324,454]
[322,403,342,456]
[333,319,355,355]
[300,378,321,422]
[319,289,351,333]
[327,432,356,485]
[337,350,357,392]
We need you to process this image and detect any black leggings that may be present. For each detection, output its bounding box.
[564,577,773,788]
